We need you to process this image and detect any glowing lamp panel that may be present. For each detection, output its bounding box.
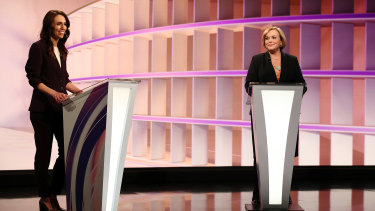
[105,87,130,211]
[261,90,294,205]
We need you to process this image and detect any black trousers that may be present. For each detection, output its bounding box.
[30,111,65,197]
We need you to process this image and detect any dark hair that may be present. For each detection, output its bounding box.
[40,10,70,60]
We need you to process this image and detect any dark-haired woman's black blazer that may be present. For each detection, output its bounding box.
[25,40,71,112]
[245,51,307,95]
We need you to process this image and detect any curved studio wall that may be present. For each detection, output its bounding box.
[66,0,375,168]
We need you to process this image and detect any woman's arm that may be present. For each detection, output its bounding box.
[66,82,82,94]
[294,57,307,94]
[245,56,258,96]
[37,83,67,103]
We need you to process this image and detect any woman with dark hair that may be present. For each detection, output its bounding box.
[244,26,307,205]
[25,10,82,211]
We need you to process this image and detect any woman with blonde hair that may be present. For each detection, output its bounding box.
[244,26,307,205]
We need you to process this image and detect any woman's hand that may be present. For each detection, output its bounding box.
[74,89,83,95]
[52,92,67,104]
[66,82,82,95]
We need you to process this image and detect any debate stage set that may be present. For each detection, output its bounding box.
[1,0,375,210]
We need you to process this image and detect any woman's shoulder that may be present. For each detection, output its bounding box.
[252,52,267,61]
[283,51,298,61]
[30,40,47,50]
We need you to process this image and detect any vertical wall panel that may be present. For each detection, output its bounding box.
[193,30,210,70]
[300,24,321,69]
[243,27,261,70]
[172,32,188,71]
[105,2,119,36]
[91,46,105,76]
[331,21,354,164]
[150,122,166,159]
[133,36,149,73]
[172,78,187,116]
[104,42,119,75]
[193,78,210,118]
[365,22,375,70]
[365,78,375,165]
[92,6,105,39]
[216,77,233,119]
[152,34,168,72]
[194,0,210,22]
[333,0,354,13]
[300,78,320,123]
[271,0,290,16]
[70,15,82,45]
[81,11,92,42]
[332,78,353,125]
[365,79,375,125]
[218,0,233,20]
[241,127,253,166]
[192,125,209,165]
[171,123,186,163]
[332,23,353,70]
[299,131,320,166]
[173,0,188,24]
[368,0,375,12]
[131,121,148,156]
[217,28,234,70]
[215,126,232,166]
[331,133,353,165]
[364,135,375,165]
[134,0,150,30]
[279,26,290,53]
[69,51,81,78]
[119,0,134,32]
[300,0,321,14]
[153,0,168,27]
[244,0,261,17]
[80,48,92,78]
[151,79,167,116]
[133,80,149,115]
[119,39,133,74]
[233,31,243,70]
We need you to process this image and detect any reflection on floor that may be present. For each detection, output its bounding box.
[1,181,375,211]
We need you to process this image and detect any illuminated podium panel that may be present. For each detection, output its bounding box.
[62,79,139,211]
[246,83,304,211]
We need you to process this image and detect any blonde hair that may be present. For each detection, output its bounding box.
[261,26,287,50]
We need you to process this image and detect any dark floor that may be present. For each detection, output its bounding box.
[1,179,375,211]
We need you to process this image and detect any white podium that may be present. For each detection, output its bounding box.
[62,79,139,211]
[245,83,304,211]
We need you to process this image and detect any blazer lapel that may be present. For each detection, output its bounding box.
[265,51,278,82]
[279,51,287,82]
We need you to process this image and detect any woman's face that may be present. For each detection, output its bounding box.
[51,14,67,40]
[264,29,282,51]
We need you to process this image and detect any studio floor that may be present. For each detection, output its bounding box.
[1,181,375,211]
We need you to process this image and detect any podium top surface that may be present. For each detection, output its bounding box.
[249,82,306,86]
[62,78,140,106]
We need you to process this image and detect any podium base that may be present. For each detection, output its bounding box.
[245,203,304,211]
